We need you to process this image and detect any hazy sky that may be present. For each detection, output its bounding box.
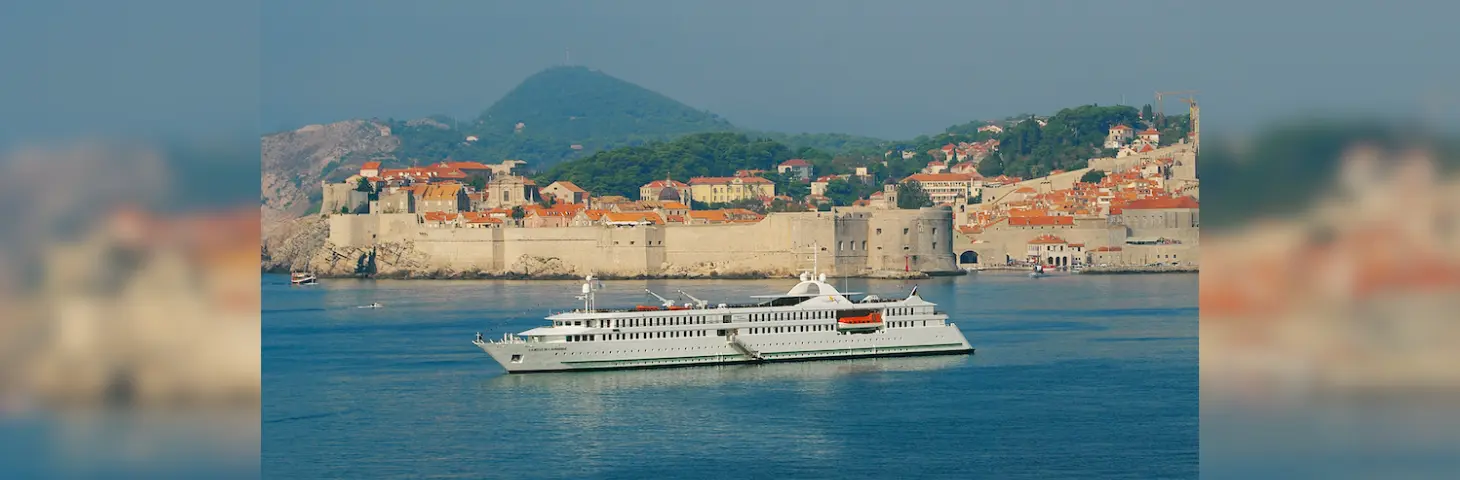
[4,1,1454,145]
[261,0,1459,139]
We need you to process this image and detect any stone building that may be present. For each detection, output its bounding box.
[541,181,589,205]
[485,175,539,209]
[321,180,369,215]
[639,178,690,202]
[688,176,775,204]
[419,183,468,214]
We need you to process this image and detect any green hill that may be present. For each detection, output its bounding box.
[480,66,734,141]
[385,66,738,169]
[538,132,794,199]
[383,66,892,171]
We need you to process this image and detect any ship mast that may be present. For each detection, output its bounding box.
[578,274,599,311]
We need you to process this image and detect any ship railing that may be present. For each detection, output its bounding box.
[487,333,526,345]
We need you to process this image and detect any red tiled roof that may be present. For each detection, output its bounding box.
[361,161,381,170]
[643,179,689,189]
[1028,234,1068,244]
[549,180,587,193]
[1124,196,1199,210]
[779,159,811,167]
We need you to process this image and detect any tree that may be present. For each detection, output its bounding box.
[467,174,488,191]
[896,181,932,209]
[1142,104,1154,120]
[355,177,373,193]
[823,179,859,206]
[977,154,1005,177]
[339,206,351,215]
[510,206,525,220]
[1080,169,1106,184]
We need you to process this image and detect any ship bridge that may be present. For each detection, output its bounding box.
[751,272,862,307]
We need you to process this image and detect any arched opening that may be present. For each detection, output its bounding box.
[958,250,979,265]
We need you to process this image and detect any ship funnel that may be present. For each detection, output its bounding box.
[582,283,591,294]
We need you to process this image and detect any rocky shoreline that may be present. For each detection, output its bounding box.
[1080,265,1199,274]
[260,217,950,281]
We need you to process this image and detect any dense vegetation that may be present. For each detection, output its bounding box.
[972,105,1142,179]
[896,182,933,209]
[537,132,795,198]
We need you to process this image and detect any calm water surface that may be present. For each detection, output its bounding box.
[264,273,1197,479]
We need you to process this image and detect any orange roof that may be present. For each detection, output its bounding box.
[661,201,688,210]
[690,176,773,185]
[904,173,976,182]
[423,183,463,200]
[579,209,609,220]
[1028,234,1068,244]
[1110,124,1132,131]
[688,210,727,222]
[1014,186,1037,193]
[666,215,685,223]
[422,212,456,222]
[361,161,381,170]
[642,179,689,189]
[1068,243,1085,248]
[469,216,503,224]
[1140,144,1154,152]
[779,158,811,167]
[443,161,492,170]
[604,211,664,224]
[1140,128,1160,135]
[1124,196,1199,210]
[549,180,587,193]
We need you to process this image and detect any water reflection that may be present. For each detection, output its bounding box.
[486,354,970,392]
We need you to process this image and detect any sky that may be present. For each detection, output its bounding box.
[260,0,1459,139]
[2,1,1455,144]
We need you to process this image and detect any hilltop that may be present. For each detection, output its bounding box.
[386,66,737,169]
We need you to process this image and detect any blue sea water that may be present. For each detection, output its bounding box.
[263,272,1197,479]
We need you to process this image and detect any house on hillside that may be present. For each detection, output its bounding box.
[541,181,589,204]
[778,159,813,181]
[688,176,775,204]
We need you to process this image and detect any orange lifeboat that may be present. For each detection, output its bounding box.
[837,310,883,330]
[634,305,661,311]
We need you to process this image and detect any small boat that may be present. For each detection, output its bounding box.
[1028,265,1047,278]
[291,272,318,285]
[357,302,383,309]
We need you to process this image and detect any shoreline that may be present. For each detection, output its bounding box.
[261,265,952,281]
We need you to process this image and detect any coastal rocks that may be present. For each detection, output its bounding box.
[260,215,329,272]
[508,255,576,277]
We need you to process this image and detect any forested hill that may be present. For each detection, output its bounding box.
[382,66,889,170]
[538,132,795,198]
[480,66,734,141]
[385,66,735,169]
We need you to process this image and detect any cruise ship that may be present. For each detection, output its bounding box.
[472,272,974,373]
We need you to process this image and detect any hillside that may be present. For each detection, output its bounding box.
[385,66,739,169]
[538,132,794,199]
[260,120,396,234]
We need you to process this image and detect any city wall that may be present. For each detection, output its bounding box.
[324,207,958,278]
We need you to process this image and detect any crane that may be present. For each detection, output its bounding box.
[1154,90,1198,121]
[677,290,709,309]
[644,289,676,308]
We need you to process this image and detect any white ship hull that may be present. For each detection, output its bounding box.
[476,324,972,373]
[473,272,974,374]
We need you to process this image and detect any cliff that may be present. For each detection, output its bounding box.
[261,120,397,237]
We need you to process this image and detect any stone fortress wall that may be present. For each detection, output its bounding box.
[326,207,959,277]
